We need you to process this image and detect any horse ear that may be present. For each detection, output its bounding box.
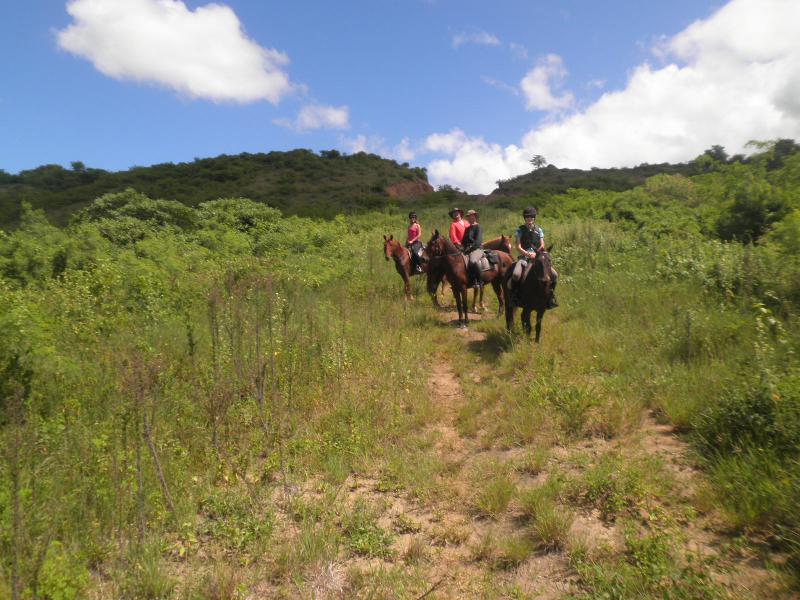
[547,244,554,253]
[389,234,393,241]
[383,234,387,241]
[434,229,439,237]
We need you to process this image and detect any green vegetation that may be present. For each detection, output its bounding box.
[0,149,431,226]
[1,138,799,597]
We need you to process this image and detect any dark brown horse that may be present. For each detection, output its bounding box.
[383,234,420,300]
[503,249,556,342]
[425,230,470,327]
[472,235,513,312]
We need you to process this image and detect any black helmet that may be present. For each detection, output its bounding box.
[523,207,537,218]
[408,211,417,219]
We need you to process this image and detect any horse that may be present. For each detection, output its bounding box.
[472,235,513,312]
[424,230,470,327]
[503,248,556,343]
[383,234,421,300]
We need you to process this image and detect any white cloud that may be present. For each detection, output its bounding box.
[274,104,349,132]
[423,129,530,193]
[452,31,500,49]
[340,135,416,162]
[482,76,520,97]
[57,0,293,103]
[425,0,800,193]
[520,54,575,112]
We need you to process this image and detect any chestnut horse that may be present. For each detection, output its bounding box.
[425,231,470,327]
[383,235,420,300]
[425,232,514,325]
[502,248,555,342]
[472,235,513,312]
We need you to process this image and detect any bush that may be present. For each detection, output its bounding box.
[694,377,800,460]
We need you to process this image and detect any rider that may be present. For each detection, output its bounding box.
[448,207,466,249]
[406,211,423,273]
[461,209,484,288]
[511,206,558,307]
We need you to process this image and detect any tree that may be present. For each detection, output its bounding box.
[703,145,729,164]
[530,155,547,170]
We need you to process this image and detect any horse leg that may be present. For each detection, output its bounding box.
[504,292,515,331]
[491,279,503,316]
[535,309,544,343]
[453,285,467,327]
[521,307,533,337]
[471,287,478,313]
[403,272,412,300]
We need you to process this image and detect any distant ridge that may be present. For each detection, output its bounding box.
[0,149,431,226]
[490,162,696,198]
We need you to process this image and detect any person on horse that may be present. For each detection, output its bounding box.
[510,206,558,307]
[448,207,466,249]
[406,211,424,273]
[462,209,484,288]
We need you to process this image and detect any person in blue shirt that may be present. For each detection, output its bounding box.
[510,207,558,307]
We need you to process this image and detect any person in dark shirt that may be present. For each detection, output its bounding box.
[510,207,558,307]
[462,209,484,288]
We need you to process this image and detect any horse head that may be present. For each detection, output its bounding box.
[533,251,555,300]
[500,234,512,254]
[383,234,396,261]
[425,230,446,258]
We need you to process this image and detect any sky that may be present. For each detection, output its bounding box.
[2,0,800,193]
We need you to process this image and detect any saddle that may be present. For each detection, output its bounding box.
[466,250,498,273]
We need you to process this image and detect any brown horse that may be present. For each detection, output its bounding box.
[472,235,513,312]
[383,234,420,300]
[425,230,470,327]
[503,249,556,342]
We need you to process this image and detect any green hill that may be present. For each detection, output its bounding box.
[0,149,431,226]
[491,161,696,199]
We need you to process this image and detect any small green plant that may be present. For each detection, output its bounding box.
[38,541,90,600]
[341,500,394,558]
[117,545,176,600]
[492,535,535,570]
[473,473,516,519]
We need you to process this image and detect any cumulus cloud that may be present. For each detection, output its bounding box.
[57,0,293,103]
[520,54,574,112]
[452,31,500,49]
[423,129,530,193]
[425,0,800,193]
[274,104,349,132]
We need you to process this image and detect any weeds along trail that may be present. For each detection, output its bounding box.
[403,303,791,599]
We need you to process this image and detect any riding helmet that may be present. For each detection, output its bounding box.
[523,207,537,218]
[408,211,417,219]
[448,207,463,218]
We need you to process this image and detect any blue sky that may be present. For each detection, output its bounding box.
[2,0,800,192]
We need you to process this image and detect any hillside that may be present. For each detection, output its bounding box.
[491,162,696,198]
[0,149,432,226]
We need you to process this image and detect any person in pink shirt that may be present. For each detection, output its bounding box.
[448,207,466,248]
[406,211,423,273]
